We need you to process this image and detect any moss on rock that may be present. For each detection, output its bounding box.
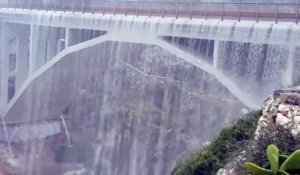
[173,111,262,175]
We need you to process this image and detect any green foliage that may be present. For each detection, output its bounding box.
[245,145,300,175]
[278,170,290,175]
[245,162,274,175]
[280,150,300,171]
[267,145,279,172]
[173,111,261,175]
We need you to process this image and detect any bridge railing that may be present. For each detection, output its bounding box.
[0,1,300,23]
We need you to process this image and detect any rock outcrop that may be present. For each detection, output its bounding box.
[217,86,300,175]
[257,86,300,138]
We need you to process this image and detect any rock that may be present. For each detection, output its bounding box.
[274,86,300,105]
[278,93,289,102]
[291,128,300,136]
[281,111,289,117]
[287,110,294,118]
[294,116,300,124]
[293,108,300,116]
[260,87,300,137]
[229,169,237,175]
[287,93,300,105]
[216,168,237,175]
[216,168,228,175]
[255,116,270,140]
[297,98,300,106]
[276,92,300,105]
[262,98,279,117]
[278,104,292,112]
[262,96,273,107]
[274,86,300,97]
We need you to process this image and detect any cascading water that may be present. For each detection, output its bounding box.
[0,6,300,175]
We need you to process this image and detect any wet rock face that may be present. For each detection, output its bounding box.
[61,42,244,175]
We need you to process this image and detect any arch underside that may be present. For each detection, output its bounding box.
[2,30,259,124]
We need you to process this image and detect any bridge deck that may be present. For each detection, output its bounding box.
[1,1,300,23]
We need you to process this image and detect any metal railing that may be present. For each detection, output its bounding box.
[0,1,300,23]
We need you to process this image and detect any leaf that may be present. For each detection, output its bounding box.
[270,154,279,173]
[245,162,274,175]
[278,170,290,175]
[267,145,279,158]
[267,144,279,172]
[280,150,300,171]
[279,155,288,166]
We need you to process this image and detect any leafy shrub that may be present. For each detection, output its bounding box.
[245,144,300,175]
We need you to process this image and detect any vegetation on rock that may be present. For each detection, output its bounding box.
[245,144,300,175]
[173,111,261,175]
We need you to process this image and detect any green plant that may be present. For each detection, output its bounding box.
[245,144,300,175]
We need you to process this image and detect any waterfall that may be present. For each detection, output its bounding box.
[0,9,300,175]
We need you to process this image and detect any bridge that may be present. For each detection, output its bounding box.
[1,1,300,23]
[0,1,300,125]
[0,1,299,175]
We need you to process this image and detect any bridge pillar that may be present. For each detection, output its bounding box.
[0,23,30,112]
[213,40,220,68]
[29,25,41,74]
[15,34,30,89]
[0,23,11,112]
[65,28,70,48]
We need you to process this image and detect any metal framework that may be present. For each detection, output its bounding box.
[0,1,300,23]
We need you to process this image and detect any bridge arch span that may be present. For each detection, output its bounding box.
[2,27,260,125]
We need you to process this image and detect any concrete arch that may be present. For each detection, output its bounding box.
[1,34,111,124]
[2,29,259,124]
[153,38,259,109]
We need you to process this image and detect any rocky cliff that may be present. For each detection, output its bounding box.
[217,86,300,175]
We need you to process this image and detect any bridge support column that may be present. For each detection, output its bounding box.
[0,23,30,110]
[29,25,41,74]
[213,40,220,68]
[65,28,70,48]
[0,23,11,112]
[15,35,29,89]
